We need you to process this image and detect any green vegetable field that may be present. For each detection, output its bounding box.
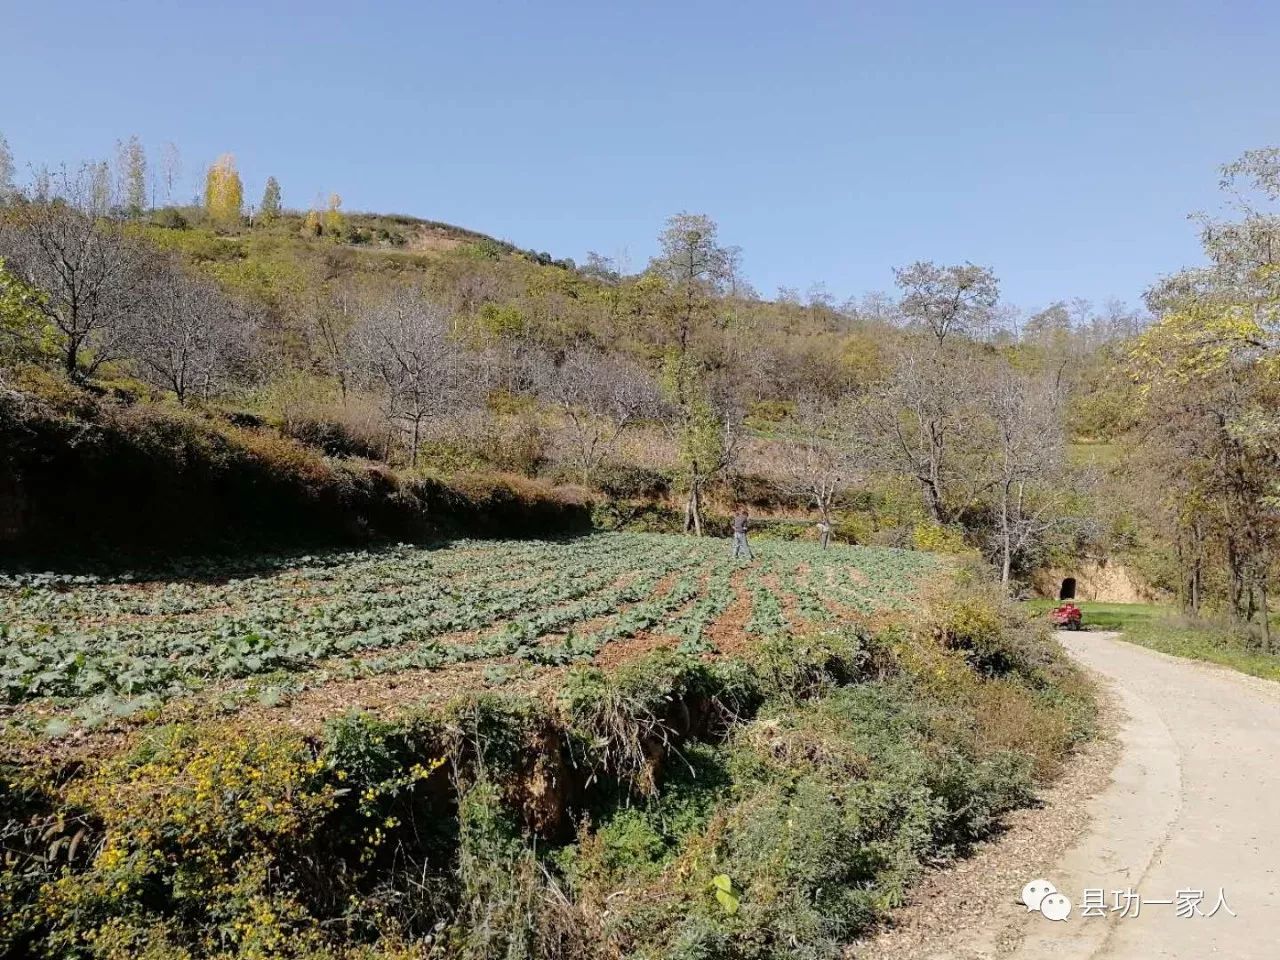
[0,533,936,737]
[0,533,1099,960]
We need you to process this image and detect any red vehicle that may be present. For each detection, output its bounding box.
[1050,602,1083,630]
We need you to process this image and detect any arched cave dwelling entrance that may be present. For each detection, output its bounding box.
[1059,577,1077,601]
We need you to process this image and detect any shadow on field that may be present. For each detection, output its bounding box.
[0,532,600,585]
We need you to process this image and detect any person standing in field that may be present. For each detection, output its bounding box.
[817,517,832,550]
[731,508,753,560]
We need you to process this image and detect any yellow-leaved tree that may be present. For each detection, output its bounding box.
[324,193,345,237]
[204,154,243,227]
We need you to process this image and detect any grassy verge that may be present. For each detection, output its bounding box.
[1026,599,1280,682]
[1023,599,1165,631]
[1117,617,1280,682]
[1,581,1094,960]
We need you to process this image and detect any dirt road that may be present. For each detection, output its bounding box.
[858,631,1280,959]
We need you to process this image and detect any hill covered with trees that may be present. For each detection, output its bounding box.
[3,135,1279,643]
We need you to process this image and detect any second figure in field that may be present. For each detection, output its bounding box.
[731,508,753,560]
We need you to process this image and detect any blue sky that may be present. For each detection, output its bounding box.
[3,0,1276,310]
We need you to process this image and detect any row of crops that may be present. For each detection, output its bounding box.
[0,533,937,732]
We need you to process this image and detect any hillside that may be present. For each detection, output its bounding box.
[0,184,958,560]
[4,144,1277,626]
[9,6,1280,953]
[0,180,1112,957]
[5,137,1280,955]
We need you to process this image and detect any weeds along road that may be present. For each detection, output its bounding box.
[1012,631,1280,959]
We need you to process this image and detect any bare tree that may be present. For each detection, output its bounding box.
[159,142,182,205]
[894,261,999,347]
[0,133,14,200]
[581,251,620,284]
[847,263,1002,524]
[353,287,473,467]
[129,254,249,403]
[856,339,990,524]
[304,276,367,401]
[985,363,1078,586]
[774,396,859,523]
[845,290,901,327]
[87,161,113,218]
[115,135,147,219]
[1091,298,1147,344]
[0,167,147,376]
[534,345,662,484]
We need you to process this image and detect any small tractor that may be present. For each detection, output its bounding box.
[1050,601,1083,631]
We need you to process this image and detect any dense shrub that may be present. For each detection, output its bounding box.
[745,630,874,701]
[930,582,1061,681]
[281,411,386,460]
[559,669,1045,960]
[916,580,1096,777]
[590,500,685,533]
[559,651,759,792]
[594,464,672,500]
[722,473,799,511]
[911,520,972,554]
[148,206,189,230]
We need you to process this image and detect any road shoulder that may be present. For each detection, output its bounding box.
[851,639,1125,960]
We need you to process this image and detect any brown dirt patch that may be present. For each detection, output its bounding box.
[407,227,465,254]
[232,660,533,734]
[594,631,677,669]
[704,567,756,657]
[591,571,711,670]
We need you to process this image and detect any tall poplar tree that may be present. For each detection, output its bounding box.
[260,176,282,220]
[204,154,244,227]
[117,135,147,217]
[0,132,14,200]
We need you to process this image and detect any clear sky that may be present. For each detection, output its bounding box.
[3,0,1276,311]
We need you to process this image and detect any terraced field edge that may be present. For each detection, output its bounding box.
[0,385,592,561]
[0,568,1095,960]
